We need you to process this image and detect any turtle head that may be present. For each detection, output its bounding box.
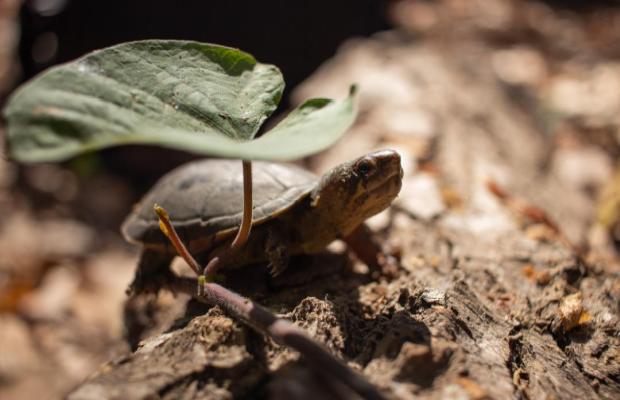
[311,149,403,237]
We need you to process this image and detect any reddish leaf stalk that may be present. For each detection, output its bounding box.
[204,160,253,278]
[231,160,253,250]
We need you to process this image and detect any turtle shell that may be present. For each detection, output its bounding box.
[122,159,317,248]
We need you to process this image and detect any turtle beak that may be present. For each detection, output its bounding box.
[364,149,403,193]
[341,149,402,232]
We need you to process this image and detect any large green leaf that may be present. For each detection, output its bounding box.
[3,40,357,162]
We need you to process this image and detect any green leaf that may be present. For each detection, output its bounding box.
[3,40,357,162]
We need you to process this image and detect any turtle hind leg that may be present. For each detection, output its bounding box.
[124,249,175,349]
[126,249,175,296]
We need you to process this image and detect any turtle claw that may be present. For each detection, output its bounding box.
[267,261,287,277]
[265,227,290,277]
[266,245,289,277]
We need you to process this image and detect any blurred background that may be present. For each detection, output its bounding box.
[1,0,620,399]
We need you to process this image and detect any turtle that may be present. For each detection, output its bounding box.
[122,149,403,294]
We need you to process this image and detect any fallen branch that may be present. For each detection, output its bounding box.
[154,204,385,400]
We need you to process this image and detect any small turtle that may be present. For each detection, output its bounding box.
[122,150,403,293]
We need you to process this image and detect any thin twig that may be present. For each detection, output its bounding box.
[154,204,201,275]
[203,256,222,281]
[155,204,385,400]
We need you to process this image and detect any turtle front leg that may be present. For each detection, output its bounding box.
[266,227,290,276]
[343,223,397,277]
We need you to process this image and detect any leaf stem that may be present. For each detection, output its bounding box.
[231,160,253,251]
[204,160,253,279]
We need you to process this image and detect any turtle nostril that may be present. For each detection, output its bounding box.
[179,180,194,190]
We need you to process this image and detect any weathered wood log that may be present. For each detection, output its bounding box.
[70,31,620,400]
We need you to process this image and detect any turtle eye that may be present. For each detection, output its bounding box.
[355,157,377,177]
